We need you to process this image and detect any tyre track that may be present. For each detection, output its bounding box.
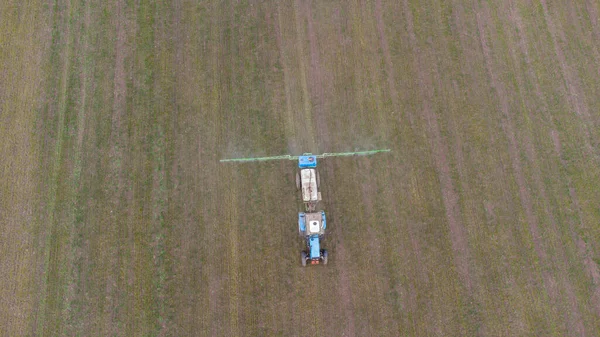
[507,0,599,324]
[298,3,331,335]
[303,0,331,150]
[475,5,587,334]
[0,1,50,334]
[402,0,474,293]
[103,0,129,334]
[565,2,600,81]
[374,0,403,126]
[301,2,356,335]
[150,3,177,334]
[274,4,299,153]
[35,0,75,334]
[538,0,598,161]
[509,1,600,326]
[167,0,187,335]
[554,130,600,319]
[226,178,240,337]
[62,0,93,334]
[587,0,600,44]
[206,4,225,334]
[357,158,403,335]
[292,0,316,152]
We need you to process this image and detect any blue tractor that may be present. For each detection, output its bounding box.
[220,149,391,267]
[298,211,328,266]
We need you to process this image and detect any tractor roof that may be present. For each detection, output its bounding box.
[308,219,320,234]
[303,212,325,235]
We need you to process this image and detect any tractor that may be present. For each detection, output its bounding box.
[295,154,322,212]
[220,149,391,268]
[298,211,328,266]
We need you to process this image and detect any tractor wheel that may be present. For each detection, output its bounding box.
[322,250,328,265]
[301,252,307,267]
[316,171,321,188]
[295,172,300,190]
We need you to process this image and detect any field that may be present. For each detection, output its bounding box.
[2,0,600,335]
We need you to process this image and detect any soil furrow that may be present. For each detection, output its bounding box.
[274,3,298,153]
[303,0,331,150]
[475,10,546,263]
[508,0,600,321]
[403,0,474,292]
[35,1,75,334]
[292,0,317,152]
[474,7,582,333]
[204,5,224,334]
[587,0,600,42]
[538,0,597,160]
[62,0,93,334]
[104,0,128,334]
[374,0,401,123]
[0,1,50,335]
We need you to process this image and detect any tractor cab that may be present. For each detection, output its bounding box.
[296,154,322,211]
[299,211,328,266]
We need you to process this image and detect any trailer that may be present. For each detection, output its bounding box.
[296,155,322,212]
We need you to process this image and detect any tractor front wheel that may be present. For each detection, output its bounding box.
[322,250,328,265]
[296,172,300,190]
[301,251,307,267]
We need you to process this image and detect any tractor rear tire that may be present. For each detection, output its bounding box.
[295,172,300,190]
[322,250,328,265]
[301,252,307,267]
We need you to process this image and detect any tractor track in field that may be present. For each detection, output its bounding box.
[477,4,586,334]
[206,5,225,334]
[34,1,75,334]
[357,158,403,334]
[587,0,600,54]
[506,0,600,324]
[104,0,129,334]
[539,0,598,160]
[553,129,600,319]
[303,0,331,150]
[402,0,474,293]
[168,0,186,335]
[274,4,298,153]
[0,1,51,334]
[509,1,600,322]
[292,0,316,152]
[62,1,93,334]
[566,2,600,82]
[374,0,401,125]
[301,3,357,335]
